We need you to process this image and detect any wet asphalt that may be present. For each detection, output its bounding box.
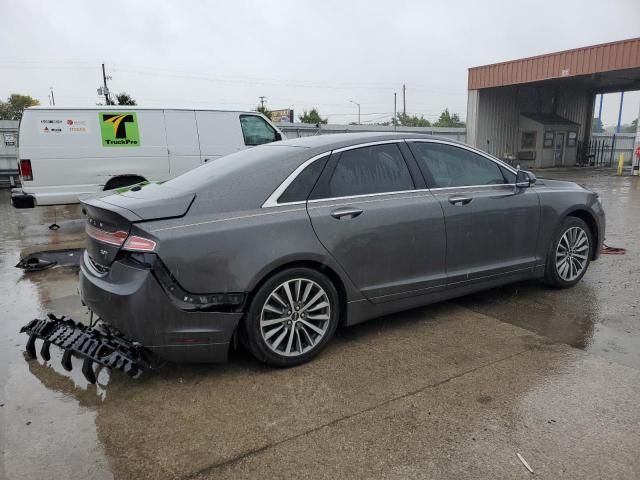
[0,169,639,479]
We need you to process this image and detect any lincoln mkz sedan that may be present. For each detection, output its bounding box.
[79,133,605,367]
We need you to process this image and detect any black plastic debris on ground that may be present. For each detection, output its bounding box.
[20,314,150,383]
[15,248,83,272]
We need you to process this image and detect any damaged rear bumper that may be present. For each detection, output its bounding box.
[78,251,244,363]
[20,314,151,383]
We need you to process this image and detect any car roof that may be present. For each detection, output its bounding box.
[265,132,465,154]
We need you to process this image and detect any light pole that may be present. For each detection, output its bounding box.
[350,100,361,125]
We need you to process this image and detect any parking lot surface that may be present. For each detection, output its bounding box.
[1,169,639,479]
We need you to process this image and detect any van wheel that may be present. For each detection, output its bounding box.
[243,268,339,367]
[104,176,145,190]
[544,217,592,288]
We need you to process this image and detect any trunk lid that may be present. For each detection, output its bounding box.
[83,201,135,267]
[82,183,195,267]
[87,182,195,220]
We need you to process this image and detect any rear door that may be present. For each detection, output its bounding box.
[307,141,447,302]
[407,140,540,286]
[164,110,202,177]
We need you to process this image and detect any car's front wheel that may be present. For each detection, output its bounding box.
[243,268,339,367]
[544,216,592,288]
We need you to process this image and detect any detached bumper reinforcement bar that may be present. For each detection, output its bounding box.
[20,314,151,383]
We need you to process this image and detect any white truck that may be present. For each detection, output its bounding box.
[11,107,284,208]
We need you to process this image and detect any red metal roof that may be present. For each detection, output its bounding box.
[468,37,640,90]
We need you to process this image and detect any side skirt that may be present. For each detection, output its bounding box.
[345,268,540,327]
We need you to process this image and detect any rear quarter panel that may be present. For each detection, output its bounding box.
[143,205,364,301]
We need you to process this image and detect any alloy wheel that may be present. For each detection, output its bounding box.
[259,278,331,357]
[555,226,589,282]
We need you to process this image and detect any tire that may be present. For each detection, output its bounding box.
[544,216,592,289]
[104,176,144,190]
[243,267,340,367]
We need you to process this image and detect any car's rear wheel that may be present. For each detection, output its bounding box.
[243,268,339,367]
[544,216,592,288]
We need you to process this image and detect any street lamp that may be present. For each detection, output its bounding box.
[350,100,361,125]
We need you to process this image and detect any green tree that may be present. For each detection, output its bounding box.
[115,92,137,106]
[298,108,328,125]
[591,117,604,133]
[392,112,431,127]
[620,118,638,133]
[0,94,40,120]
[433,109,465,127]
[256,104,272,118]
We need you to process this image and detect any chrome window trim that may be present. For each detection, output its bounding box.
[262,152,331,208]
[429,183,517,192]
[331,139,405,153]
[405,138,518,175]
[307,188,429,205]
[307,183,518,205]
[262,138,519,208]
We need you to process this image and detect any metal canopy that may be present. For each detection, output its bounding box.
[469,37,640,92]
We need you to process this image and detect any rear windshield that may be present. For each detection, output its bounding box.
[163,145,305,193]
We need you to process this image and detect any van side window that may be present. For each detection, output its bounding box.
[240,115,278,146]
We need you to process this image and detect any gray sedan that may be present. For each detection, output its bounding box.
[79,133,605,367]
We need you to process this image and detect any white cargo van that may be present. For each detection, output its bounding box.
[11,107,284,208]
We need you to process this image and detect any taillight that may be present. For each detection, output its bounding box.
[19,159,33,181]
[123,235,157,252]
[85,224,128,246]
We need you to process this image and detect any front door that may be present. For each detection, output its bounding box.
[307,142,447,302]
[554,132,565,166]
[407,141,540,286]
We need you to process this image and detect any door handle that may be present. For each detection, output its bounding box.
[330,207,363,220]
[203,158,211,163]
[448,195,473,206]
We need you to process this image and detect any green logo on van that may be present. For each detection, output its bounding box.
[99,112,140,147]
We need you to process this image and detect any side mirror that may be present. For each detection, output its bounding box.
[515,169,536,188]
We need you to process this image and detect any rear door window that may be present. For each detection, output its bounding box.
[239,115,278,146]
[410,142,508,188]
[319,144,414,199]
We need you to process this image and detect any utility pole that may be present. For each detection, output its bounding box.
[402,84,406,115]
[350,100,361,125]
[259,96,266,110]
[102,63,112,105]
[49,87,55,106]
[394,92,397,126]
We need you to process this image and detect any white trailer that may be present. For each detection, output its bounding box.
[11,107,284,208]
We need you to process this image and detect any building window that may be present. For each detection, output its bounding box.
[567,131,577,147]
[521,131,537,150]
[543,131,554,148]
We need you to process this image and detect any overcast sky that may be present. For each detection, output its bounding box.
[1,0,639,126]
